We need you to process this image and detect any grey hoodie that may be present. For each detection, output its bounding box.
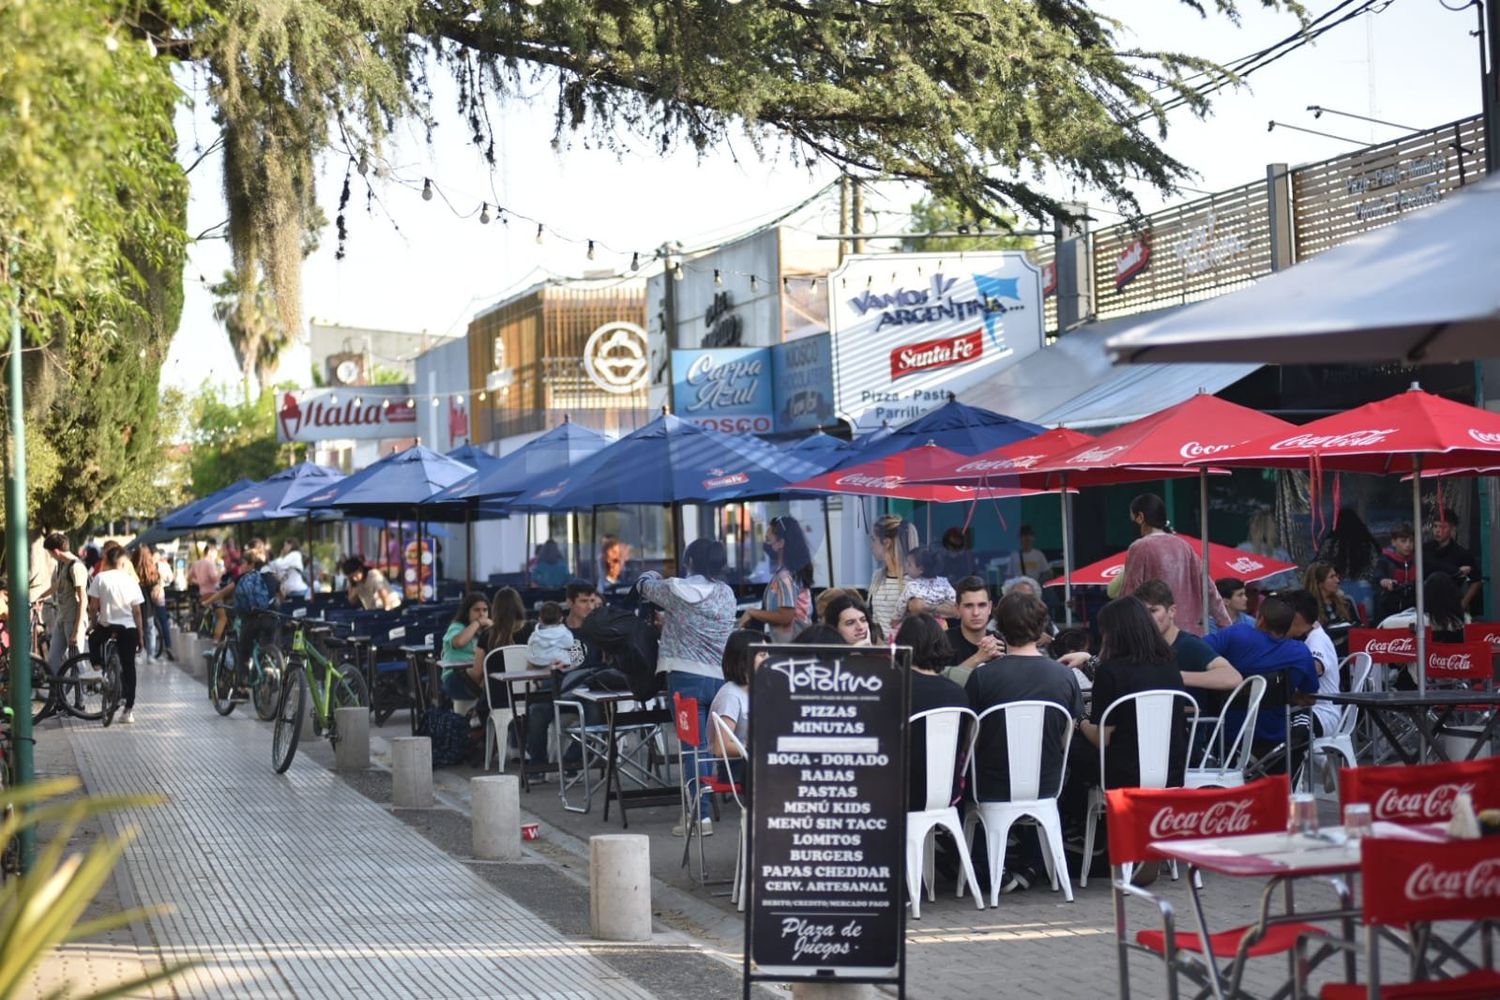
[637,572,736,679]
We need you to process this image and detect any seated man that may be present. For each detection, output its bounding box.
[341,556,401,611]
[1132,580,1243,697]
[1216,577,1257,627]
[1203,595,1319,775]
[965,592,1083,893]
[525,582,598,769]
[1284,588,1343,783]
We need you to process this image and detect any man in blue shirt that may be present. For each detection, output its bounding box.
[1204,595,1318,772]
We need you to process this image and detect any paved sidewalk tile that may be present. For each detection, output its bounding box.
[27,660,657,1000]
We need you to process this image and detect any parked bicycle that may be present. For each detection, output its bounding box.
[272,612,369,774]
[209,608,283,721]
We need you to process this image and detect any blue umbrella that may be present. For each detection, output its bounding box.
[423,420,610,520]
[445,443,501,469]
[509,413,824,510]
[787,431,848,456]
[159,478,259,532]
[833,400,1042,467]
[180,462,345,527]
[295,444,475,518]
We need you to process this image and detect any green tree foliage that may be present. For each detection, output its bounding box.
[902,194,1036,254]
[0,0,194,531]
[150,0,1291,360]
[186,386,301,496]
[210,267,288,401]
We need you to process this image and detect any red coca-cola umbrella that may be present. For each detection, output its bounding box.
[1043,536,1299,587]
[783,442,1052,502]
[973,394,1296,629]
[1189,384,1500,698]
[910,427,1096,486]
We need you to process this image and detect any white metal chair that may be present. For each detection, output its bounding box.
[960,701,1074,908]
[1305,652,1374,789]
[1184,675,1267,788]
[483,645,532,772]
[1079,688,1199,889]
[708,714,750,912]
[902,707,983,918]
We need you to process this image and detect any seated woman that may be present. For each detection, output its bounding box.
[895,614,967,813]
[822,592,878,646]
[709,629,767,762]
[1378,572,1469,690]
[439,594,492,714]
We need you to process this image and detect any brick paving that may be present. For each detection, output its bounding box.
[27,659,658,1000]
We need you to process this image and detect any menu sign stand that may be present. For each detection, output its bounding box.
[742,644,909,998]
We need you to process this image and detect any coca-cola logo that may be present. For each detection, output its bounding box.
[1404,859,1500,902]
[955,454,1044,473]
[1179,441,1231,460]
[1428,652,1474,674]
[1469,429,1500,446]
[1362,636,1415,657]
[1374,781,1474,820]
[836,473,904,490]
[1267,429,1398,451]
[1102,565,1125,579]
[1224,556,1267,574]
[1147,798,1255,840]
[1072,445,1126,465]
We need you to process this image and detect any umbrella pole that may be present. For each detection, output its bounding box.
[589,508,597,583]
[465,506,473,596]
[525,512,533,589]
[397,520,405,598]
[1413,457,1428,753]
[417,517,425,605]
[305,515,313,590]
[1201,470,1212,635]
[823,496,836,588]
[1061,472,1074,627]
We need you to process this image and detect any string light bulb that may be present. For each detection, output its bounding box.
[453,394,463,406]
[381,399,390,410]
[714,269,723,286]
[750,275,759,292]
[673,263,685,282]
[586,240,596,260]
[329,394,338,405]
[354,396,363,408]
[535,223,544,244]
[479,202,491,224]
[421,178,433,201]
[431,396,441,407]
[406,397,415,408]
[478,391,487,402]
[630,252,640,271]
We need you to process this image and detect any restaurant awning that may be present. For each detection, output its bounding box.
[956,307,1259,430]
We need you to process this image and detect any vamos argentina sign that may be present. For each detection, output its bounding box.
[745,644,908,994]
[276,385,418,443]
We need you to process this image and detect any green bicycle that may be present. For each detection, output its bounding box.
[272,614,369,774]
[209,610,283,722]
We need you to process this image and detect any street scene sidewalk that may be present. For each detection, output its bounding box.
[24,658,734,1000]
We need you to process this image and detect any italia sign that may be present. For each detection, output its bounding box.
[277,386,417,443]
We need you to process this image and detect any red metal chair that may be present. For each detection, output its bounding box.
[1309,836,1500,999]
[1340,757,1500,825]
[1107,775,1350,1000]
[672,692,745,885]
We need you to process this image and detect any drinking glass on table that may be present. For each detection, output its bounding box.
[1343,803,1373,844]
[1289,793,1319,836]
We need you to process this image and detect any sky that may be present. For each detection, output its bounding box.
[162,0,1483,395]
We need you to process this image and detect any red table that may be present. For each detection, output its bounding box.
[1150,823,1449,1000]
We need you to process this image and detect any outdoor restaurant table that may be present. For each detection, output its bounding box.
[486,667,555,792]
[1322,690,1500,764]
[1152,822,1449,1000]
[570,688,675,827]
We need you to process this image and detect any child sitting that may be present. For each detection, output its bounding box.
[526,602,579,668]
[899,546,956,624]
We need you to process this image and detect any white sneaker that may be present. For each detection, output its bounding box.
[120,709,134,724]
[672,817,712,838]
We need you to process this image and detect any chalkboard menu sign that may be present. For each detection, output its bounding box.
[743,644,909,994]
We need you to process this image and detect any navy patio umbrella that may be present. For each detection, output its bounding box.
[445,443,502,469]
[295,444,475,518]
[832,399,1043,467]
[178,462,346,527]
[423,420,611,522]
[786,431,848,456]
[158,478,259,533]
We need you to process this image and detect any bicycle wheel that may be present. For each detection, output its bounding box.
[209,644,237,717]
[100,645,122,727]
[55,652,104,720]
[252,646,284,722]
[325,660,371,747]
[271,664,307,774]
[28,655,55,725]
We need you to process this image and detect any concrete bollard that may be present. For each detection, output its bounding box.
[186,638,207,678]
[334,706,370,771]
[589,834,652,942]
[791,986,876,1000]
[392,737,434,808]
[471,775,522,860]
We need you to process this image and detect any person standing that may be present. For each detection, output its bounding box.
[597,535,634,593]
[868,515,918,635]
[188,540,222,607]
[88,546,145,724]
[132,546,164,662]
[1109,494,1230,635]
[639,538,737,837]
[40,533,88,671]
[739,514,813,642]
[268,538,310,601]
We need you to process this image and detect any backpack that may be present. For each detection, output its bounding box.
[574,603,662,702]
[424,707,470,767]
